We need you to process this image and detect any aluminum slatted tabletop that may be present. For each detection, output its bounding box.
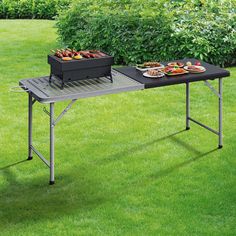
[20,59,230,185]
[20,69,144,103]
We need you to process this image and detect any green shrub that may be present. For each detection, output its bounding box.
[171,0,236,66]
[33,0,57,19]
[57,0,236,66]
[19,0,34,19]
[3,0,19,19]
[0,0,70,19]
[57,0,175,64]
[0,1,5,18]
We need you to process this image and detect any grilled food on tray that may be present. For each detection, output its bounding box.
[73,55,83,60]
[136,61,164,71]
[147,69,159,76]
[136,61,161,68]
[62,57,73,61]
[143,69,164,78]
[163,66,188,76]
[144,62,161,67]
[184,65,206,73]
[52,49,108,61]
[167,62,184,67]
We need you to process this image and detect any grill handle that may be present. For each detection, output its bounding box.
[9,86,29,93]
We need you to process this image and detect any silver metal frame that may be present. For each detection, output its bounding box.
[28,93,77,185]
[186,82,190,130]
[50,103,55,184]
[27,78,224,185]
[186,78,223,148]
[28,93,33,160]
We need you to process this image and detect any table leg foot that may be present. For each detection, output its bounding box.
[186,127,190,130]
[49,181,55,185]
[218,145,223,149]
[27,156,33,160]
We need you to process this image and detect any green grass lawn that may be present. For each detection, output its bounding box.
[0,20,236,236]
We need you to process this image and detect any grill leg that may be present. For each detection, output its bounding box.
[186,82,190,130]
[61,80,64,90]
[49,73,52,83]
[218,78,223,149]
[110,73,113,83]
[28,93,33,160]
[49,103,55,185]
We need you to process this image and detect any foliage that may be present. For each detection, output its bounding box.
[57,0,236,66]
[171,0,236,66]
[0,0,70,19]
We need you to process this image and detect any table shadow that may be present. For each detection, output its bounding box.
[0,160,28,171]
[0,130,218,227]
[149,147,217,180]
[95,129,186,165]
[0,160,111,227]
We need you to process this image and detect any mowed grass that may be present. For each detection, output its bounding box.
[0,20,236,236]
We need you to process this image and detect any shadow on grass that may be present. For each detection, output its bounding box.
[96,129,217,185]
[128,144,218,191]
[0,160,28,171]
[110,134,218,190]
[95,129,186,165]
[149,147,217,180]
[0,160,111,227]
[0,130,218,227]
[170,135,203,155]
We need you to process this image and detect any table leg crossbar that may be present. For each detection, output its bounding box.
[188,117,219,135]
[30,145,50,167]
[28,93,77,185]
[186,78,223,148]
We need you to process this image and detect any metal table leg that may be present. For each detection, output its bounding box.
[186,79,223,149]
[28,93,33,160]
[50,103,55,185]
[218,78,223,148]
[28,100,77,185]
[186,82,190,130]
[27,97,77,184]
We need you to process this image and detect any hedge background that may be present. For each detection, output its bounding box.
[0,0,70,19]
[56,0,236,66]
[0,0,235,66]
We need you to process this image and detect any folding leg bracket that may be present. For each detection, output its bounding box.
[43,107,50,116]
[53,99,77,126]
[43,99,77,127]
[204,81,221,98]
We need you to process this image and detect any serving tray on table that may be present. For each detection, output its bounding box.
[115,59,230,88]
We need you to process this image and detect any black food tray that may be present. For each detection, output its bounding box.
[115,59,230,89]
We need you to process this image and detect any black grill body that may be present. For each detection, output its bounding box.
[48,54,114,88]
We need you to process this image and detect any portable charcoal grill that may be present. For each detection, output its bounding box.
[48,53,114,89]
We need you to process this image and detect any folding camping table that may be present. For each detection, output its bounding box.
[20,59,230,185]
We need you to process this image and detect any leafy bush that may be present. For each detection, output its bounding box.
[57,0,236,66]
[0,0,70,19]
[57,0,175,64]
[33,0,58,19]
[170,0,236,66]
[18,0,34,19]
[0,1,5,18]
